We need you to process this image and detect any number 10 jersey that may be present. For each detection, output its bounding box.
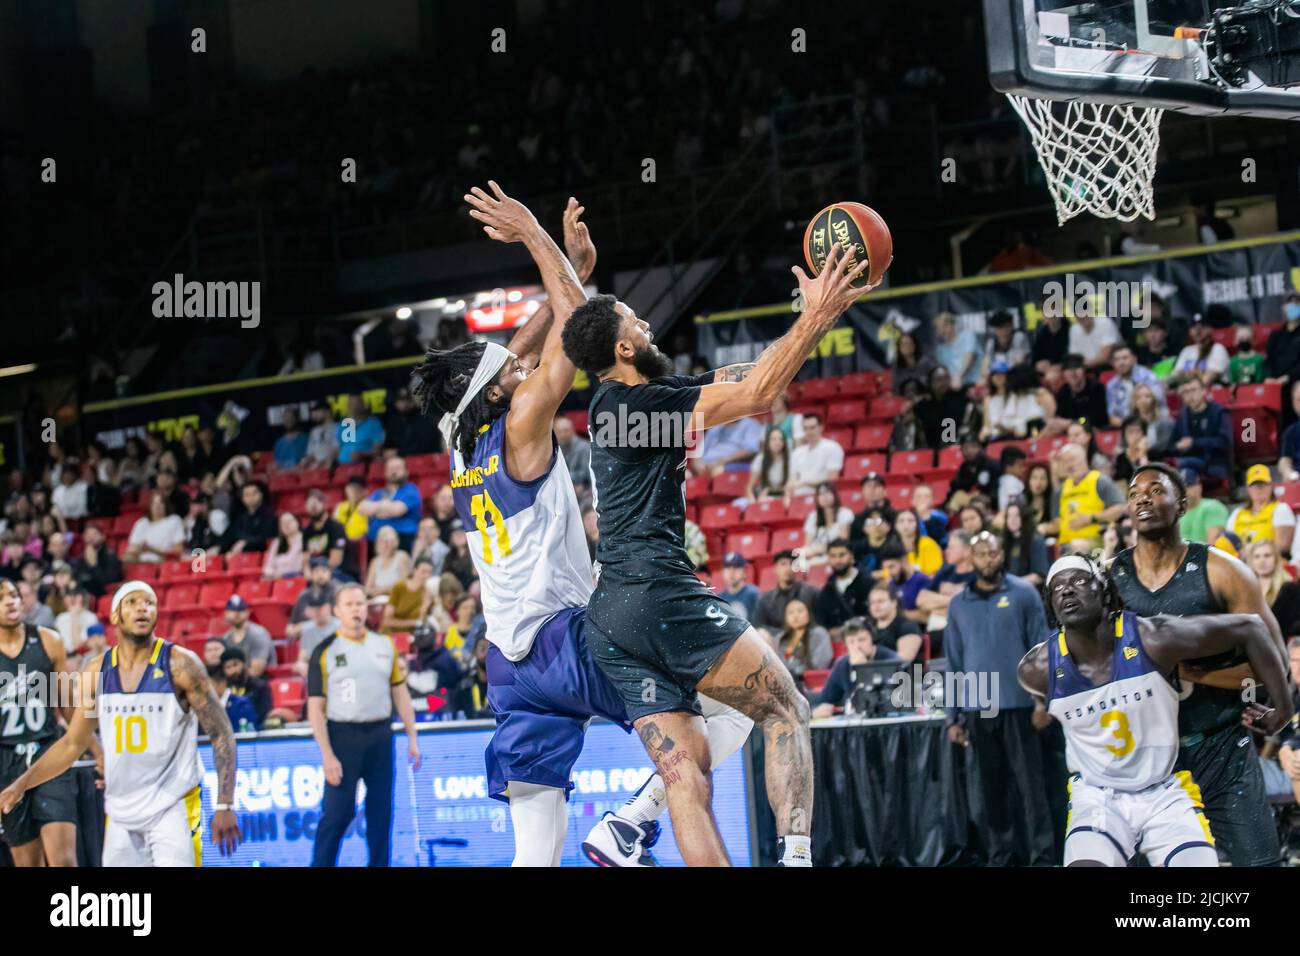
[450,415,593,662]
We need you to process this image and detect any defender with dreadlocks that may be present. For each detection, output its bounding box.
[410,183,753,867]
[1018,555,1291,867]
[1110,462,1291,866]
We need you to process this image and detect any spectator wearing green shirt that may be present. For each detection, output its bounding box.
[1228,326,1265,385]
[1177,467,1229,543]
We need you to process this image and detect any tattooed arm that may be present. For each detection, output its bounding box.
[171,646,243,855]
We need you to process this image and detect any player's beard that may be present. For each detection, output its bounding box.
[632,342,673,380]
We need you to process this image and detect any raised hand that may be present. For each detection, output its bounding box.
[562,197,596,280]
[790,242,882,323]
[464,180,540,243]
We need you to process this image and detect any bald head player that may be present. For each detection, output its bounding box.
[1019,556,1291,867]
[1109,462,1290,865]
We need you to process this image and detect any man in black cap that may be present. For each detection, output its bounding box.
[1048,353,1108,432]
[1135,318,1177,370]
[302,489,351,577]
[857,472,894,525]
[384,388,442,456]
[185,492,228,553]
[221,595,276,678]
[220,646,272,730]
[288,557,341,640]
[294,589,340,677]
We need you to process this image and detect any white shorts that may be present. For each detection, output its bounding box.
[102,786,203,867]
[1064,771,1217,867]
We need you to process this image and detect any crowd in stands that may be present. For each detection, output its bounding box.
[4,288,1300,844]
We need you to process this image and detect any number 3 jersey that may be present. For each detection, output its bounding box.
[97,638,204,829]
[450,416,593,662]
[1047,611,1180,791]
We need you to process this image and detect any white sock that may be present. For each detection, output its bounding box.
[620,697,755,826]
[507,782,568,867]
[616,774,666,826]
[779,835,812,867]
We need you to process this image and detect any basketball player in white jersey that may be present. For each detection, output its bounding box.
[410,183,753,866]
[0,581,242,865]
[1018,556,1292,866]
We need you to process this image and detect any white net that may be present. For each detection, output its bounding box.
[1007,94,1164,225]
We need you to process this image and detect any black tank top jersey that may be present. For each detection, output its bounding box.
[1111,542,1243,735]
[0,623,59,746]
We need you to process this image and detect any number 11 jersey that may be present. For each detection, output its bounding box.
[450,415,593,662]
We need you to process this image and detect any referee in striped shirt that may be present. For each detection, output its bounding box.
[308,583,421,866]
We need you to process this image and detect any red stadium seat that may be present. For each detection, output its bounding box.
[112,515,138,537]
[123,562,160,582]
[742,498,787,527]
[825,400,866,426]
[838,372,878,398]
[277,491,308,516]
[242,579,276,604]
[867,394,908,420]
[786,495,815,521]
[1209,326,1237,353]
[251,604,290,639]
[158,559,192,583]
[391,632,413,655]
[1234,381,1282,411]
[1231,406,1278,464]
[802,669,830,693]
[800,378,840,402]
[206,615,229,637]
[96,594,113,619]
[226,552,264,576]
[888,484,916,510]
[268,472,299,493]
[825,427,854,450]
[684,475,711,501]
[163,585,198,611]
[853,424,892,451]
[758,564,781,589]
[197,581,235,609]
[1278,483,1300,510]
[1095,430,1121,457]
[1254,322,1281,353]
[300,467,332,488]
[699,504,741,531]
[888,450,931,475]
[1207,385,1234,408]
[843,453,887,482]
[278,640,300,664]
[838,486,865,511]
[272,577,307,603]
[830,640,846,659]
[333,462,365,483]
[269,678,306,720]
[1031,435,1068,458]
[936,445,964,470]
[770,527,804,553]
[710,471,749,500]
[725,530,771,561]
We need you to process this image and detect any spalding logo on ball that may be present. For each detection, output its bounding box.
[803,202,893,288]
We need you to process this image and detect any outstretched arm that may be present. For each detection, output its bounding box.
[1142,614,1293,734]
[464,183,591,479]
[688,245,881,434]
[171,646,242,856]
[503,200,596,364]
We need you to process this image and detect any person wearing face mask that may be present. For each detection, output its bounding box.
[1265,291,1300,386]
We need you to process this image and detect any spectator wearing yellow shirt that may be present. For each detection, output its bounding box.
[1228,465,1296,555]
[334,475,369,541]
[1037,443,1125,554]
[443,594,480,669]
[381,558,434,635]
[892,508,943,576]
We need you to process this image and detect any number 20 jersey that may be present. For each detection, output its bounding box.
[1047,611,1180,791]
[450,416,593,662]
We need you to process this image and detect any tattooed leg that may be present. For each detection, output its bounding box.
[697,628,813,838]
[631,712,729,866]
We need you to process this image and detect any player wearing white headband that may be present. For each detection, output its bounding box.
[409,183,754,867]
[1017,555,1292,867]
[0,580,242,866]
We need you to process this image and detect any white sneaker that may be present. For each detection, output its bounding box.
[581,813,661,867]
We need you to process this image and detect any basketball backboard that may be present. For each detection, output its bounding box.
[985,0,1300,119]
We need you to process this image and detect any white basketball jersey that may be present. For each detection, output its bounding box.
[1047,612,1181,791]
[97,639,204,829]
[450,417,593,661]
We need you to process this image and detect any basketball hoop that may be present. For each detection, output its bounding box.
[1007,93,1164,225]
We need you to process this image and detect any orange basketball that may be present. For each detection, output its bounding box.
[803,201,893,288]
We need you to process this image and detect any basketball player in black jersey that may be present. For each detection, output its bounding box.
[561,244,882,866]
[1110,462,1290,865]
[0,579,78,866]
